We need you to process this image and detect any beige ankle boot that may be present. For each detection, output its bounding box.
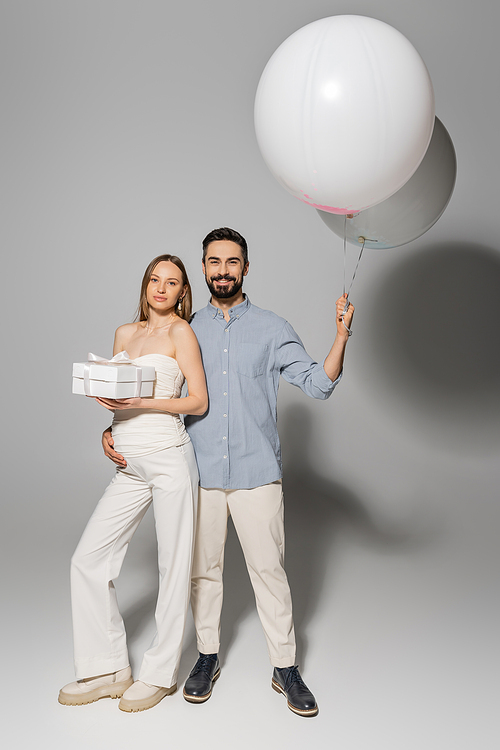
[118,680,176,712]
[58,666,133,706]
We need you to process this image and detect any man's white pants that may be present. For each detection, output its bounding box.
[190,481,296,668]
[71,443,198,688]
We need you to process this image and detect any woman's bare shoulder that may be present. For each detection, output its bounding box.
[115,322,143,348]
[116,321,142,336]
[170,317,195,338]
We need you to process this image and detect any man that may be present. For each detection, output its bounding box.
[104,227,354,716]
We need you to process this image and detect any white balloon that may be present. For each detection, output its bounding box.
[255,16,435,215]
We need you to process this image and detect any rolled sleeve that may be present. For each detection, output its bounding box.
[277,321,341,400]
[316,357,342,395]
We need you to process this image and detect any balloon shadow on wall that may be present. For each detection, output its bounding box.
[279,405,429,666]
[357,242,500,453]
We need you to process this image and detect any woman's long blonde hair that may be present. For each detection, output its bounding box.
[135,254,192,322]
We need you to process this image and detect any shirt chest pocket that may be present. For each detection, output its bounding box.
[234,343,269,378]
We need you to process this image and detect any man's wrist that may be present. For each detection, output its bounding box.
[336,328,351,344]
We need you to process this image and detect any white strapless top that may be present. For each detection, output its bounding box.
[111,354,190,457]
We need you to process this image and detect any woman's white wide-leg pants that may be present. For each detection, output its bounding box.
[70,442,198,689]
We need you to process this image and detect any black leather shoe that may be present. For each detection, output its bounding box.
[272,665,318,717]
[183,654,220,703]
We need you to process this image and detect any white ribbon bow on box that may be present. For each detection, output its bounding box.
[83,351,142,397]
[87,351,133,365]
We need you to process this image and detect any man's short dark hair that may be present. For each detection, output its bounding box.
[202,227,248,264]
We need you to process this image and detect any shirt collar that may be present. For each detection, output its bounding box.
[207,294,251,320]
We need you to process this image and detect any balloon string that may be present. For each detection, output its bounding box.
[343,215,347,297]
[342,214,365,300]
[346,239,366,298]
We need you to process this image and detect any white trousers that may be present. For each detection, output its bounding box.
[71,442,198,688]
[190,481,296,668]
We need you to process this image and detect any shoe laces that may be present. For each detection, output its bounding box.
[282,666,305,690]
[192,654,217,675]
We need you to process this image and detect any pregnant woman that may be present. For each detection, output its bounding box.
[59,254,207,713]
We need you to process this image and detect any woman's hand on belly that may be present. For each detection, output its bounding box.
[102,427,127,467]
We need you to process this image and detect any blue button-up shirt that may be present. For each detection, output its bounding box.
[185,296,341,490]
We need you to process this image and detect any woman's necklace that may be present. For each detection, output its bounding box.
[145,314,177,334]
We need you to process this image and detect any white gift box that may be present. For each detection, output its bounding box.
[72,351,155,398]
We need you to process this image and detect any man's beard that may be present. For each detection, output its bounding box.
[206,274,243,299]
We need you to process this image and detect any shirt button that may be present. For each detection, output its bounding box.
[223,392,227,396]
[225,328,229,332]
[223,455,227,459]
[223,436,227,440]
[223,371,226,375]
[224,348,227,352]
[223,414,227,417]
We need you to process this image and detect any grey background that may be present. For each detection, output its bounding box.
[1,1,498,748]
